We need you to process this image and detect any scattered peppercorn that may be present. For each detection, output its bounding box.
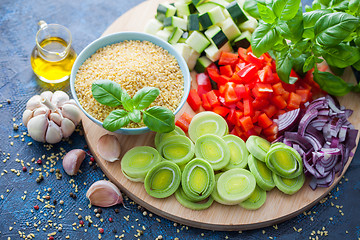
[22,166,27,172]
[92,165,97,170]
[114,209,120,213]
[90,157,95,162]
[7,99,11,104]
[13,123,19,131]
[37,159,42,164]
[109,217,113,223]
[44,195,50,200]
[69,192,77,199]
[79,220,84,225]
[59,200,64,205]
[88,222,92,227]
[99,228,104,234]
[113,229,117,234]
[34,205,39,210]
[97,208,102,214]
[53,200,57,205]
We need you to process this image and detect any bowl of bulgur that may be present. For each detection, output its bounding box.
[70,32,190,135]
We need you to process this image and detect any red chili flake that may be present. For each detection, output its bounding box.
[90,157,95,162]
[34,205,39,210]
[22,166,27,172]
[79,220,84,225]
[109,217,113,223]
[99,228,104,234]
[37,159,42,164]
[49,237,54,240]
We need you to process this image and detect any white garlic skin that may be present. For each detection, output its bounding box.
[62,149,86,175]
[23,90,82,144]
[97,134,121,162]
[86,180,123,207]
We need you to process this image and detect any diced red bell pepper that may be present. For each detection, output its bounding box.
[252,110,261,123]
[196,73,212,96]
[227,108,237,126]
[218,52,238,65]
[219,84,226,95]
[266,134,278,142]
[290,69,300,82]
[295,89,311,103]
[236,63,258,83]
[262,123,278,137]
[252,83,273,99]
[235,61,246,72]
[239,116,254,132]
[259,53,273,64]
[258,65,274,83]
[272,82,286,95]
[287,92,302,110]
[271,95,287,109]
[187,89,202,111]
[233,126,247,141]
[201,94,212,111]
[263,104,277,118]
[213,106,230,117]
[257,113,273,129]
[235,110,244,127]
[217,75,231,85]
[220,65,233,78]
[243,98,254,117]
[230,72,242,84]
[234,84,250,99]
[237,47,248,61]
[206,63,219,73]
[206,90,220,108]
[236,101,244,111]
[223,82,238,104]
[252,98,269,110]
[207,68,220,83]
[175,112,193,133]
[253,125,262,135]
[282,91,290,102]
[247,52,263,69]
[275,109,286,117]
[282,82,296,92]
[245,128,258,138]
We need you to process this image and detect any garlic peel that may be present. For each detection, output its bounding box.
[86,180,123,207]
[27,114,48,142]
[46,121,63,144]
[97,134,121,162]
[22,109,33,127]
[62,149,86,175]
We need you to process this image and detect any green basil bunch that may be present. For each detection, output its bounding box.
[244,0,360,96]
[91,79,175,133]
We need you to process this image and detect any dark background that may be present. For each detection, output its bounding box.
[0,0,359,239]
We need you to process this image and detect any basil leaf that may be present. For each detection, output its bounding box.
[103,110,130,132]
[303,55,316,73]
[276,8,303,43]
[292,53,310,77]
[329,0,349,11]
[314,12,359,47]
[276,50,294,83]
[353,60,360,71]
[319,0,331,7]
[121,89,134,112]
[303,9,332,29]
[349,0,360,14]
[258,3,276,24]
[142,106,175,133]
[322,44,360,68]
[313,70,351,96]
[251,22,279,57]
[244,0,266,19]
[133,87,160,110]
[91,80,122,107]
[272,0,301,21]
[128,109,141,123]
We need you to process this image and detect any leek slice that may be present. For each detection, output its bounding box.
[246,136,271,162]
[247,154,275,191]
[188,111,228,142]
[181,158,215,201]
[239,185,266,210]
[266,144,303,179]
[158,135,195,166]
[211,172,237,205]
[144,161,181,198]
[217,168,256,204]
[273,172,305,195]
[223,135,248,170]
[155,126,185,149]
[195,134,230,170]
[121,146,162,182]
[175,187,214,210]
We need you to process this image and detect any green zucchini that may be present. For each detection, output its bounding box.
[194,56,212,73]
[233,30,251,49]
[155,29,172,41]
[163,16,187,31]
[174,2,191,17]
[222,135,248,170]
[121,146,162,182]
[196,1,226,14]
[247,154,275,191]
[205,25,228,49]
[204,41,232,62]
[156,3,177,22]
[238,16,258,33]
[246,135,271,162]
[168,27,184,44]
[185,31,210,53]
[208,6,226,25]
[195,134,230,171]
[175,187,214,210]
[155,126,185,149]
[144,161,181,198]
[273,172,305,195]
[187,47,201,71]
[144,19,163,35]
[198,12,213,29]
[181,158,215,201]
[158,135,195,166]
[239,185,266,210]
[225,1,248,23]
[217,168,256,204]
[218,17,241,41]
[188,14,200,31]
[188,111,228,142]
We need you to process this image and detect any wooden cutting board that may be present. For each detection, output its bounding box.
[82,0,360,231]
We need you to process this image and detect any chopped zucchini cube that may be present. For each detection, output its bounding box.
[144,19,163,35]
[226,1,248,24]
[205,25,228,49]
[155,29,172,41]
[218,17,241,41]
[205,42,232,62]
[156,3,177,22]
[238,16,258,33]
[175,2,191,17]
[208,6,226,25]
[233,31,251,49]
[163,16,188,31]
[198,12,213,29]
[169,27,184,44]
[194,56,212,73]
[185,31,210,53]
[188,14,200,31]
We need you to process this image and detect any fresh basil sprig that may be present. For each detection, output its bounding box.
[245,0,360,96]
[91,79,175,133]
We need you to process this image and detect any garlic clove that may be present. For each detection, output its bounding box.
[86,180,123,207]
[62,149,86,175]
[61,118,75,138]
[63,99,78,106]
[26,95,43,110]
[22,109,33,127]
[61,104,81,126]
[33,107,49,117]
[97,134,121,162]
[40,91,53,101]
[27,114,48,142]
[49,112,63,126]
[45,120,63,144]
[51,91,69,107]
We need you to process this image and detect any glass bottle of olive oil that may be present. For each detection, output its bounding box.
[31,21,77,83]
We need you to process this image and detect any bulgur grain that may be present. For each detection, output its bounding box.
[75,40,184,128]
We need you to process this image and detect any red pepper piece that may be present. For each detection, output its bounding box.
[239,116,254,132]
[218,51,238,65]
[257,113,273,129]
[196,73,212,96]
[263,104,278,118]
[247,52,263,69]
[187,89,202,111]
[243,98,254,117]
[213,106,230,117]
[287,92,302,110]
[271,95,287,109]
[236,63,258,83]
[220,65,234,78]
[175,112,193,133]
[201,94,212,110]
[206,90,220,108]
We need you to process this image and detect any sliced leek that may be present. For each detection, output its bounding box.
[239,185,266,210]
[175,187,214,210]
[121,146,162,182]
[273,172,305,195]
[247,154,275,191]
[188,111,228,142]
[217,168,256,204]
[195,134,230,170]
[181,158,215,201]
[155,126,185,149]
[144,161,181,198]
[211,172,237,205]
[246,135,271,162]
[158,135,195,166]
[223,135,248,170]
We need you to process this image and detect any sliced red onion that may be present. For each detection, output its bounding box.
[276,108,301,134]
[298,109,318,136]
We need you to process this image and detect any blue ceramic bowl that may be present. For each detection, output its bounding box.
[70,32,191,135]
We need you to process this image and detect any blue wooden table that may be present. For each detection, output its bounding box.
[0,0,359,239]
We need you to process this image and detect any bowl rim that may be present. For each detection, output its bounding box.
[70,31,191,134]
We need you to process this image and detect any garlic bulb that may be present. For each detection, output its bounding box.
[86,180,123,207]
[23,90,81,144]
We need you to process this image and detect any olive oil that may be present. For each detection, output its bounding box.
[31,37,76,83]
